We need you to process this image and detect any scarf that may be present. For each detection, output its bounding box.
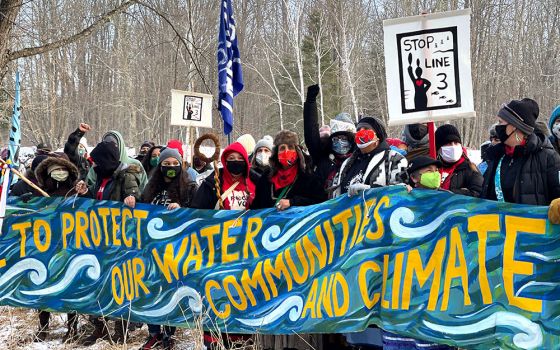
[440,156,465,190]
[271,165,298,191]
[504,139,527,157]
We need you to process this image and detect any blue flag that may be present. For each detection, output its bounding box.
[217,0,243,135]
[8,71,21,168]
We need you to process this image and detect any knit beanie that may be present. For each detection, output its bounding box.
[548,105,560,132]
[435,124,462,150]
[356,116,387,142]
[158,147,182,165]
[330,112,356,136]
[254,136,273,153]
[80,137,88,149]
[498,98,539,135]
[166,139,184,158]
[90,141,120,170]
[237,134,256,156]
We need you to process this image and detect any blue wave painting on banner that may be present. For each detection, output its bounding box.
[1,186,559,349]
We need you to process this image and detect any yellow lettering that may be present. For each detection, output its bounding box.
[442,228,471,311]
[206,280,231,319]
[121,208,133,248]
[133,210,148,249]
[111,208,122,246]
[200,224,220,268]
[302,278,319,318]
[392,252,404,310]
[332,209,352,257]
[222,220,239,263]
[468,214,499,305]
[33,220,51,253]
[263,252,293,297]
[333,272,349,316]
[61,213,74,250]
[223,275,248,311]
[12,222,31,257]
[240,261,270,305]
[244,218,261,259]
[359,260,381,309]
[366,196,389,241]
[182,234,203,275]
[152,239,188,283]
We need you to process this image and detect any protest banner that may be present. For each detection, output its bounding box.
[1,187,559,349]
[384,9,475,126]
[170,89,213,128]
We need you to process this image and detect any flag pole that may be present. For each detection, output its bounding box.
[0,159,50,197]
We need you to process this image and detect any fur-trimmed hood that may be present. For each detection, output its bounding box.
[35,156,80,187]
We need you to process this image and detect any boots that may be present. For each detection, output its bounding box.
[81,316,109,346]
[111,319,128,344]
[34,311,50,342]
[62,312,79,343]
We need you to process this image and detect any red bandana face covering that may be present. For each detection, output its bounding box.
[278,149,298,167]
[355,129,377,149]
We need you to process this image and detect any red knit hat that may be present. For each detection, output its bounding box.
[166,139,184,158]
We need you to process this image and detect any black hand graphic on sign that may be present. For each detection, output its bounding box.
[407,55,431,111]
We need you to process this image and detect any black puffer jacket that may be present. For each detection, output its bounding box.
[481,133,560,205]
[440,158,483,197]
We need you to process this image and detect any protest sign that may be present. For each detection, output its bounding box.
[170,89,213,128]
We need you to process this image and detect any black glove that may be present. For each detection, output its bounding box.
[306,84,320,102]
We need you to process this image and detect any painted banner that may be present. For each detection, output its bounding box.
[384,9,475,125]
[1,187,559,350]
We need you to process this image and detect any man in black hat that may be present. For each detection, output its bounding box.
[135,141,155,162]
[406,155,443,191]
[35,142,52,156]
[481,98,560,211]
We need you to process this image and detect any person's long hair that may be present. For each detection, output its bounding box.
[141,145,163,174]
[141,163,192,204]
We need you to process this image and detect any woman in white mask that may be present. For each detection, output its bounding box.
[547,105,560,154]
[435,124,483,197]
[249,136,273,184]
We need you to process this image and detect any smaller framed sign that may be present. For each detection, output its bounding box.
[171,90,213,128]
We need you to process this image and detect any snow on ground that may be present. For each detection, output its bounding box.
[0,306,197,350]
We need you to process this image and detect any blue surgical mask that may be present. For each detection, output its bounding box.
[332,139,351,155]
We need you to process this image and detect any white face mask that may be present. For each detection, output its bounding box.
[440,145,463,163]
[50,169,69,182]
[553,124,560,139]
[256,152,270,166]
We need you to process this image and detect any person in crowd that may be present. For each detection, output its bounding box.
[548,105,560,154]
[251,130,326,210]
[140,147,197,350]
[191,142,254,349]
[192,155,212,174]
[478,141,491,175]
[406,155,443,191]
[165,139,198,181]
[35,142,52,156]
[435,124,483,197]
[64,122,91,179]
[10,154,48,196]
[136,141,155,162]
[75,141,142,345]
[33,154,80,343]
[249,136,273,184]
[141,145,163,176]
[402,123,429,161]
[387,138,408,156]
[86,130,148,191]
[482,98,560,208]
[304,85,357,191]
[236,133,256,160]
[333,116,408,197]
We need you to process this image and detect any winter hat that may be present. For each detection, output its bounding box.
[274,130,299,147]
[79,137,88,149]
[159,147,182,165]
[254,137,273,153]
[90,141,120,170]
[141,141,155,149]
[435,124,462,150]
[498,98,539,135]
[36,142,52,152]
[31,154,48,172]
[330,112,356,136]
[548,105,560,132]
[403,124,429,149]
[489,124,498,139]
[166,139,184,158]
[319,125,331,138]
[407,155,442,176]
[356,116,387,142]
[236,134,256,156]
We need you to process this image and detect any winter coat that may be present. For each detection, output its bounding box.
[333,141,408,197]
[86,130,148,190]
[10,170,40,197]
[141,168,198,207]
[87,163,142,202]
[439,158,483,197]
[249,165,268,184]
[481,133,560,205]
[303,99,353,190]
[63,128,90,180]
[547,105,560,154]
[251,168,327,209]
[34,156,80,197]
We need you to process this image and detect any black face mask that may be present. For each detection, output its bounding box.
[161,165,181,178]
[226,160,246,176]
[94,164,117,179]
[495,125,513,143]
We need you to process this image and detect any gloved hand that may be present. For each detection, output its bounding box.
[548,198,560,224]
[306,84,320,102]
[348,183,371,197]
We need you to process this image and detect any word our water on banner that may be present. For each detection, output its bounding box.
[384,9,475,125]
[1,187,559,350]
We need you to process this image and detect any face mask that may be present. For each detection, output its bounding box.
[440,145,463,163]
[150,156,159,167]
[355,129,377,149]
[553,124,560,139]
[161,165,181,178]
[277,149,298,167]
[332,139,352,155]
[193,158,205,170]
[226,160,246,176]
[50,169,69,182]
[419,171,441,189]
[256,152,270,166]
[78,148,86,157]
[94,164,117,178]
[495,124,514,143]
